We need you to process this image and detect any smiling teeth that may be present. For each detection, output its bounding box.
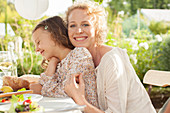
[75,38,86,41]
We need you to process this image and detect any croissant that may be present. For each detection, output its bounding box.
[2,76,30,91]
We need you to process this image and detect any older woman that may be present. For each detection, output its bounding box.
[64,1,156,113]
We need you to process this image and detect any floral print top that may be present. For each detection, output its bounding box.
[39,47,98,107]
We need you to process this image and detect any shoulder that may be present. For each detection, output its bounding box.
[99,45,113,57]
[99,46,129,67]
[71,47,92,59]
[99,45,126,59]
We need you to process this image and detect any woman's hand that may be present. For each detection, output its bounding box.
[65,74,104,113]
[64,74,86,105]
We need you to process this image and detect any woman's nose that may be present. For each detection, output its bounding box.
[76,27,83,34]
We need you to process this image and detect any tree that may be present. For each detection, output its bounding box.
[108,0,170,16]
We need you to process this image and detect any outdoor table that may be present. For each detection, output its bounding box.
[38,96,85,113]
[0,96,85,113]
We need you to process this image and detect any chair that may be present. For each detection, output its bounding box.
[143,70,170,113]
[143,70,170,95]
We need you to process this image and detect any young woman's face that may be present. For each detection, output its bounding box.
[32,28,61,60]
[68,9,96,49]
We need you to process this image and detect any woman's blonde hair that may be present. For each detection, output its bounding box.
[65,1,108,46]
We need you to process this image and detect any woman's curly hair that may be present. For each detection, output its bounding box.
[65,1,108,46]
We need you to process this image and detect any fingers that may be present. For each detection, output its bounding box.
[79,74,85,89]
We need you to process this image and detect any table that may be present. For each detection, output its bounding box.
[0,96,85,113]
[38,97,85,113]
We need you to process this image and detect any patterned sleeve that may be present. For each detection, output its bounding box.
[39,73,53,85]
[68,47,99,108]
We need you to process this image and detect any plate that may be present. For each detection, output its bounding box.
[0,94,43,105]
[39,101,85,112]
[0,94,43,112]
[23,94,43,102]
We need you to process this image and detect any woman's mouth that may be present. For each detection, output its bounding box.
[74,36,87,41]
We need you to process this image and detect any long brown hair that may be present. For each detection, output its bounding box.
[33,16,74,69]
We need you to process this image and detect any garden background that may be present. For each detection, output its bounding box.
[0,0,170,110]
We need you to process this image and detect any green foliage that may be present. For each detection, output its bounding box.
[94,0,103,4]
[108,0,170,15]
[122,14,151,36]
[152,35,170,71]
[73,0,103,4]
[0,2,47,76]
[149,21,170,35]
[106,29,170,81]
[11,17,46,76]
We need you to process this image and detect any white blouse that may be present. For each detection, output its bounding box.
[96,47,156,113]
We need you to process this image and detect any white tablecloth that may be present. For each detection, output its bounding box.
[38,97,84,113]
[0,96,84,113]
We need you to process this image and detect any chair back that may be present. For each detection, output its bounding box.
[143,70,170,87]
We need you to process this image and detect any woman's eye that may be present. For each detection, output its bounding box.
[70,24,76,28]
[37,41,40,45]
[82,24,89,27]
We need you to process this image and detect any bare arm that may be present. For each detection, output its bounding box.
[64,74,104,113]
[45,57,60,76]
[164,101,170,113]
[29,83,42,94]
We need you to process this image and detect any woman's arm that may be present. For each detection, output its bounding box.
[64,74,104,113]
[164,100,170,113]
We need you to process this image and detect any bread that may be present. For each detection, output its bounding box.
[20,75,40,84]
[3,76,30,91]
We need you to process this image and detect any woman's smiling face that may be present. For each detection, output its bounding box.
[68,9,96,49]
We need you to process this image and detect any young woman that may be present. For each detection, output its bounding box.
[64,1,156,113]
[31,16,98,107]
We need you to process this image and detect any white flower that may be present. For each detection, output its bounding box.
[24,42,28,46]
[123,1,127,5]
[130,54,137,64]
[125,38,139,50]
[155,35,162,42]
[118,11,124,16]
[113,42,117,46]
[139,42,149,50]
[25,49,29,53]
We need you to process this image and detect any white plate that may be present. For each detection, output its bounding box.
[0,94,43,111]
[39,102,85,112]
[23,94,43,102]
[0,94,43,105]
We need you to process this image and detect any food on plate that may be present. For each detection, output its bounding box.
[0,88,27,103]
[15,99,41,113]
[3,76,30,91]
[0,96,11,103]
[1,86,13,93]
[2,75,40,91]
[9,95,42,113]
[20,75,40,84]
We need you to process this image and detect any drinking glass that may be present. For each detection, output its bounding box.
[0,51,13,87]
